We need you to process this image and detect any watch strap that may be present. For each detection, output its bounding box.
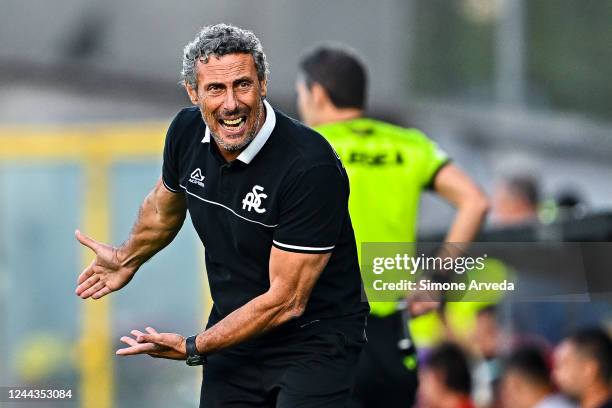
[185,335,206,366]
[186,335,199,357]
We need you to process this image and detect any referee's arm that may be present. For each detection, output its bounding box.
[195,248,330,355]
[433,164,489,243]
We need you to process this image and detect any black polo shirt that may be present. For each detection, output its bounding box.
[162,100,369,330]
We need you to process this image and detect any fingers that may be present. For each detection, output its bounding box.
[77,260,96,285]
[131,328,160,343]
[75,231,105,298]
[91,286,112,300]
[116,337,159,356]
[75,273,100,296]
[116,329,184,360]
[125,329,160,345]
[75,229,101,253]
[136,333,163,344]
[120,335,140,347]
[117,330,162,356]
[131,329,146,338]
[79,280,106,299]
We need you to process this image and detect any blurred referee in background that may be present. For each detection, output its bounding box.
[297,45,489,408]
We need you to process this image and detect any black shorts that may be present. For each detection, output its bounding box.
[350,312,419,408]
[199,315,367,408]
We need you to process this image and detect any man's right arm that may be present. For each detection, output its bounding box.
[118,178,187,270]
[75,178,186,299]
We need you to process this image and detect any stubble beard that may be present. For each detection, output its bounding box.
[204,98,264,153]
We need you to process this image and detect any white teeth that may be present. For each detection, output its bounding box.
[222,118,243,126]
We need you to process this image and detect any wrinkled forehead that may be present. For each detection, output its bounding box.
[196,53,258,84]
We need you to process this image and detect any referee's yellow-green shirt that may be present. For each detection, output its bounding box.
[315,118,449,317]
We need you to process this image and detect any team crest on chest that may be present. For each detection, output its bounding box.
[242,185,267,214]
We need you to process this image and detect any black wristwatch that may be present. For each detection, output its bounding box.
[185,335,207,366]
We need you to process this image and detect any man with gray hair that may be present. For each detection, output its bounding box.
[74,24,369,407]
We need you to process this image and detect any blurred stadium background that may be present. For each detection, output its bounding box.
[1,0,611,407]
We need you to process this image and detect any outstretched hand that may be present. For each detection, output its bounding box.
[75,229,136,299]
[116,327,186,360]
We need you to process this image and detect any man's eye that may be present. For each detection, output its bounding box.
[238,81,251,89]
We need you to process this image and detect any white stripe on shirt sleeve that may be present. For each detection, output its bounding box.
[272,240,335,252]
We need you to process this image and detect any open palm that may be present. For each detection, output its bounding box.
[75,229,136,299]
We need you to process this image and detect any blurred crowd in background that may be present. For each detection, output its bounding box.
[371,170,612,408]
[415,325,612,408]
[1,1,611,407]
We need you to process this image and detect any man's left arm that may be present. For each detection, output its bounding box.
[195,248,330,354]
[115,248,330,359]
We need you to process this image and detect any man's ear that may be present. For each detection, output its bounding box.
[310,82,330,108]
[259,79,268,98]
[184,82,199,105]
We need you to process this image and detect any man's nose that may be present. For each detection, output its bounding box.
[223,89,238,112]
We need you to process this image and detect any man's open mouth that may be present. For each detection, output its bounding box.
[219,116,247,133]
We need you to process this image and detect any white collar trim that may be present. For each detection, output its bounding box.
[201,99,276,164]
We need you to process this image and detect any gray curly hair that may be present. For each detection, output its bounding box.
[181,23,269,89]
